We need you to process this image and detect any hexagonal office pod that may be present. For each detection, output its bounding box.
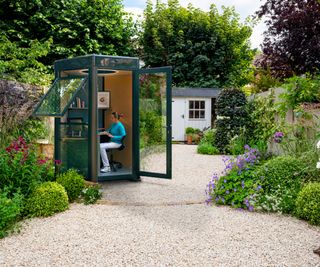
[33,55,172,182]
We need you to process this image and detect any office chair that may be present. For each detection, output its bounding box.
[106,136,126,172]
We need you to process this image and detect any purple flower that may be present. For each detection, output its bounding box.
[226,190,230,194]
[273,131,284,143]
[221,198,225,203]
[256,185,262,191]
[224,179,227,183]
[233,188,237,192]
[248,205,254,212]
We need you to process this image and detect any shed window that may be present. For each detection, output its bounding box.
[189,100,205,119]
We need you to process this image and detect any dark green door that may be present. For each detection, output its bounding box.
[137,67,172,179]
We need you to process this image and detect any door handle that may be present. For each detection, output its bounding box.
[181,114,184,118]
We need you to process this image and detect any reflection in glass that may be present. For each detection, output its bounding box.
[34,77,86,116]
[139,73,167,173]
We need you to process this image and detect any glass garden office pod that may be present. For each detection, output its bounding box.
[33,55,172,182]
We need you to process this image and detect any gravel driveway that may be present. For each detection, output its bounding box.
[0,145,319,266]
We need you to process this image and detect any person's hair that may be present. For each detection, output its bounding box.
[111,111,124,120]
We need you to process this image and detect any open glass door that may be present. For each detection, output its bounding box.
[137,67,172,179]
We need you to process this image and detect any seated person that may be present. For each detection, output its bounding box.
[99,111,126,173]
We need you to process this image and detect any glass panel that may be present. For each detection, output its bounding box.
[139,72,167,174]
[189,101,194,109]
[189,110,194,119]
[200,110,205,118]
[59,138,88,176]
[195,101,199,109]
[34,77,86,116]
[195,110,200,118]
[201,101,205,109]
[58,79,89,177]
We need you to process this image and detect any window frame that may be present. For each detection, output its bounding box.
[188,100,206,120]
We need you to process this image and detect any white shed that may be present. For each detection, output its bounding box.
[172,88,221,141]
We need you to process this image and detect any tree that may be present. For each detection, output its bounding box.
[140,0,255,88]
[214,88,248,153]
[256,0,320,78]
[0,0,136,65]
[0,36,52,86]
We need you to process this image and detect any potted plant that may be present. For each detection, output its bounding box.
[185,127,195,145]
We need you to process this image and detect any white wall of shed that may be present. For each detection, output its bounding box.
[172,97,212,141]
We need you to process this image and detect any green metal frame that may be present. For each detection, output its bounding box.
[34,54,172,182]
[33,77,87,117]
[135,67,172,179]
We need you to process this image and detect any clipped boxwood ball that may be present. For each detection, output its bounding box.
[26,182,68,217]
[56,169,85,202]
[295,182,320,225]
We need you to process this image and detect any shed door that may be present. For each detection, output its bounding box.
[136,67,172,179]
[172,98,185,141]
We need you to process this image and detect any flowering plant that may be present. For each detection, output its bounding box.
[273,131,284,143]
[317,140,320,169]
[206,145,262,211]
[0,137,58,196]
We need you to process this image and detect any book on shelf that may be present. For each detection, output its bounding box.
[76,97,81,108]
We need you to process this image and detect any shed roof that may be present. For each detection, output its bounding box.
[172,87,221,98]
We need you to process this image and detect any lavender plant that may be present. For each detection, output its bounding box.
[206,145,262,211]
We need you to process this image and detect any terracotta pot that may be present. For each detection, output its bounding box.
[187,134,193,145]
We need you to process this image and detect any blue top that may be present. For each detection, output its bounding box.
[107,122,126,144]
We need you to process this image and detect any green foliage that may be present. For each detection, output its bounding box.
[185,127,195,135]
[247,92,279,145]
[0,190,23,238]
[56,169,85,202]
[0,36,52,86]
[197,129,219,155]
[298,150,320,183]
[207,146,262,210]
[228,128,247,155]
[279,124,319,157]
[140,111,163,148]
[254,156,305,213]
[278,74,320,114]
[0,118,49,150]
[0,0,136,65]
[250,68,280,93]
[0,137,55,197]
[200,129,216,145]
[26,182,68,217]
[141,0,255,88]
[214,169,259,210]
[295,183,320,225]
[215,88,248,153]
[82,185,102,205]
[197,142,219,155]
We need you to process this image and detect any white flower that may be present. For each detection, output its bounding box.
[317,140,320,149]
[317,161,320,169]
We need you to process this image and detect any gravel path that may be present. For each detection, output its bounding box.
[0,145,319,266]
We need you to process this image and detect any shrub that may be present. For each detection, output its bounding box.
[197,142,219,155]
[26,182,68,217]
[56,169,85,202]
[278,74,320,113]
[200,129,216,145]
[0,190,23,238]
[215,88,248,153]
[254,156,305,213]
[206,145,262,210]
[295,183,320,225]
[82,185,102,205]
[140,111,163,147]
[0,137,55,197]
[185,127,195,135]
